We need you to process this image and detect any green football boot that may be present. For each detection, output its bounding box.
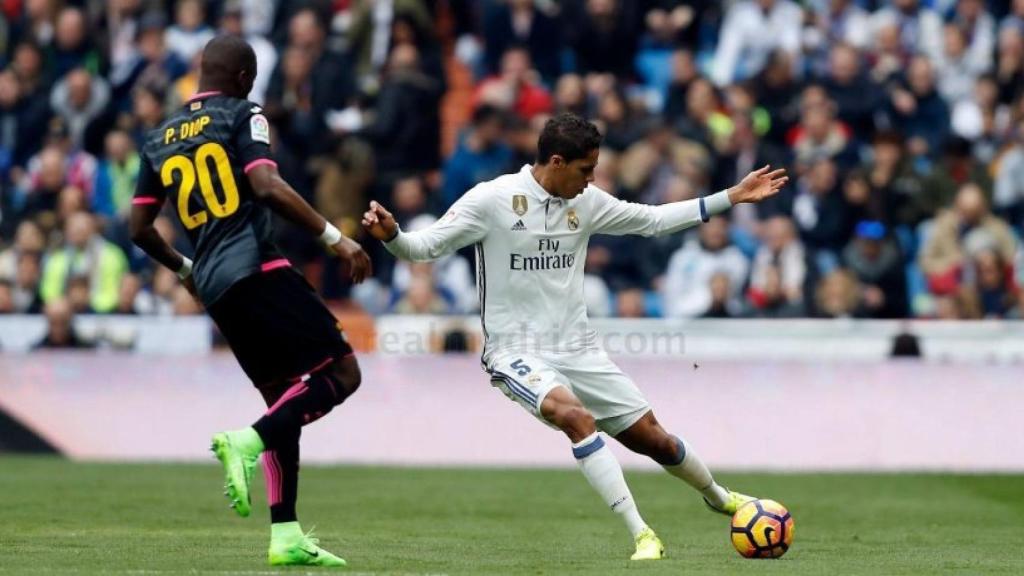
[210,427,264,517]
[268,523,347,567]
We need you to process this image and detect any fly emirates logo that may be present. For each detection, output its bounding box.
[510,239,575,271]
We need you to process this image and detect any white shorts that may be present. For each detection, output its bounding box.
[485,349,650,436]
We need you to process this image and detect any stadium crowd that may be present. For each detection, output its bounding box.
[1,0,1024,331]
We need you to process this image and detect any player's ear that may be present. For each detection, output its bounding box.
[550,154,565,169]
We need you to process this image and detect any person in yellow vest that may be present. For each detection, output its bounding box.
[40,211,127,313]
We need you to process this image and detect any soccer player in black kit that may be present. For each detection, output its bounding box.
[130,36,367,567]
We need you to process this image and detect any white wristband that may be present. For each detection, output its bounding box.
[177,256,193,280]
[319,222,343,246]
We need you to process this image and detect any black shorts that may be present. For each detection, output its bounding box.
[207,268,353,385]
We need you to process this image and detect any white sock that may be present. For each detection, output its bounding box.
[573,432,648,538]
[661,435,729,508]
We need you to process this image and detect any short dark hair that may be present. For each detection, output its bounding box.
[536,113,602,164]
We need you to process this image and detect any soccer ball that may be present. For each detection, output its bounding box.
[730,499,794,559]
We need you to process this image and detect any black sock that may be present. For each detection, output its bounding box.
[264,436,300,524]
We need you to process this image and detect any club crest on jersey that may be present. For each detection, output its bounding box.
[567,209,579,230]
[512,194,528,216]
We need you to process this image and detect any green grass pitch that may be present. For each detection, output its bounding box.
[1,456,1022,575]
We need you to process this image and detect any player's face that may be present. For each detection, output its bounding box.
[556,148,599,199]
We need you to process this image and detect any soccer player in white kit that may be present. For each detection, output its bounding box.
[362,114,788,560]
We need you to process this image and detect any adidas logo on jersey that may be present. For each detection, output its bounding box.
[511,220,527,231]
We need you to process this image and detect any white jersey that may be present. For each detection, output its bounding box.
[384,165,731,362]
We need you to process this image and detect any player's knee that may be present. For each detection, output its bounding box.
[650,433,686,466]
[329,358,361,402]
[556,406,596,438]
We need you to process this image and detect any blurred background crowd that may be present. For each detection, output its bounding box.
[3,0,1024,335]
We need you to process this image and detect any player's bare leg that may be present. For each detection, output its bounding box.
[615,411,754,515]
[540,387,663,560]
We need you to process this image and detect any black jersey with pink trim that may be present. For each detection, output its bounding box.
[133,92,287,306]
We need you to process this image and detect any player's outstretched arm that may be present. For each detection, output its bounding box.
[362,194,488,262]
[247,164,371,283]
[591,165,788,238]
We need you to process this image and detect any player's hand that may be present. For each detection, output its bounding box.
[331,236,372,284]
[728,165,788,204]
[361,201,399,242]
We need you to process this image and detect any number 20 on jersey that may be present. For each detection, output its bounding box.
[161,142,240,230]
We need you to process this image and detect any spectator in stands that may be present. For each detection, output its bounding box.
[814,268,862,318]
[870,0,943,63]
[615,288,648,318]
[935,24,989,107]
[0,69,49,175]
[642,1,709,50]
[820,43,882,140]
[0,220,46,279]
[9,253,43,313]
[662,48,699,122]
[959,248,1020,318]
[442,105,513,208]
[33,296,94,348]
[92,129,140,219]
[996,25,1024,104]
[23,119,98,204]
[619,121,711,205]
[714,112,789,228]
[950,0,996,74]
[128,83,166,150]
[920,183,1017,297]
[357,43,443,175]
[164,0,215,64]
[746,216,806,317]
[662,216,749,318]
[112,12,188,110]
[703,273,739,318]
[887,56,950,159]
[569,0,638,79]
[671,76,728,154]
[50,68,111,152]
[482,0,563,84]
[866,20,913,86]
[792,158,851,274]
[993,121,1024,230]
[849,131,924,228]
[40,211,127,314]
[392,273,449,315]
[348,0,434,84]
[843,220,908,319]
[711,0,803,87]
[11,0,59,51]
[595,88,642,153]
[17,144,69,217]
[951,74,1007,145]
[265,7,354,155]
[553,73,587,117]
[803,0,870,74]
[474,46,553,121]
[50,7,104,78]
[917,137,993,222]
[788,87,856,172]
[217,1,276,105]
